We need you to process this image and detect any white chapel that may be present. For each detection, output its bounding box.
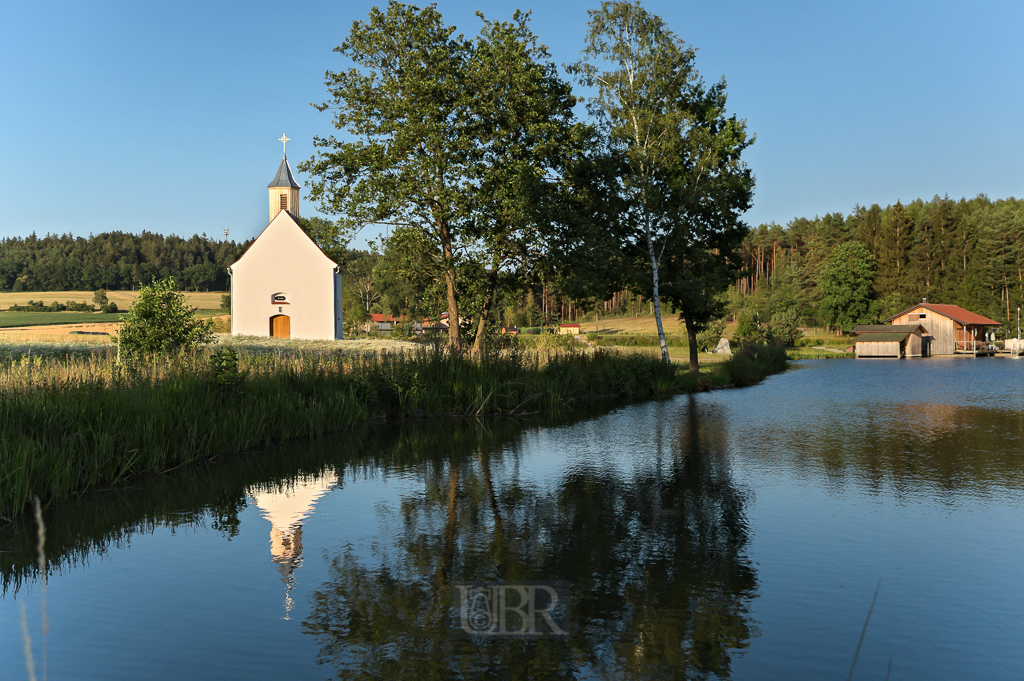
[228,136,343,340]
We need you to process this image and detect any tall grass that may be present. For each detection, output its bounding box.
[0,344,789,519]
[0,346,685,518]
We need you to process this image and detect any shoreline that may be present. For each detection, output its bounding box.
[0,343,788,520]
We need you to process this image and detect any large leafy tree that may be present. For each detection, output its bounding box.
[301,2,476,346]
[661,220,749,372]
[302,3,587,349]
[571,0,752,362]
[462,11,592,354]
[659,80,754,372]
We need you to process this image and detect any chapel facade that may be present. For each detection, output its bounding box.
[227,138,343,340]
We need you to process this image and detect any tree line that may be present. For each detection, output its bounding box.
[731,194,1024,335]
[0,232,250,293]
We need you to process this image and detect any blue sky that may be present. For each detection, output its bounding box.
[2,0,1021,248]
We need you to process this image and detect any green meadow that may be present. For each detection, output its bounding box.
[0,312,126,328]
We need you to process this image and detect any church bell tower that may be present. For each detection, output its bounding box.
[268,134,300,222]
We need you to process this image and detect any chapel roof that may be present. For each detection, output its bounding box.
[268,155,300,189]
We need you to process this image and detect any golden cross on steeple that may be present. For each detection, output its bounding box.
[278,134,290,157]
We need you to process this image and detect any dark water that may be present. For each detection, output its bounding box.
[3,357,1024,679]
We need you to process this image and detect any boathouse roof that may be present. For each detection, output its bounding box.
[884,303,1000,326]
[854,332,915,343]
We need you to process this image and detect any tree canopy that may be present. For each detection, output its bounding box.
[302,3,592,350]
[0,232,245,293]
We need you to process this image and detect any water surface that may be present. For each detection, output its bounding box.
[3,357,1023,679]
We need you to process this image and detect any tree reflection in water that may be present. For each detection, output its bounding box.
[302,397,759,679]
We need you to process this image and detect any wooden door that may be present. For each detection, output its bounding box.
[270,315,290,339]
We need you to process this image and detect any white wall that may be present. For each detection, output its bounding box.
[229,211,341,340]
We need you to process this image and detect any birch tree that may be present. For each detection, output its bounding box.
[571,0,750,362]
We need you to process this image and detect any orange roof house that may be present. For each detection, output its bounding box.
[884,301,1000,355]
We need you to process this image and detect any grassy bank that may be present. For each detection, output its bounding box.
[0,344,788,519]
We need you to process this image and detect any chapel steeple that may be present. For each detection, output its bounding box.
[268,134,300,222]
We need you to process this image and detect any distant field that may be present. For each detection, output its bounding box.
[571,314,743,339]
[572,314,692,337]
[0,312,126,328]
[0,290,226,311]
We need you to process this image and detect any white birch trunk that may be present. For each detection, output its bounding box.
[645,216,670,362]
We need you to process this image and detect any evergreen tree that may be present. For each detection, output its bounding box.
[874,200,912,301]
[817,241,876,332]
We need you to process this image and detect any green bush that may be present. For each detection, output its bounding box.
[696,319,728,352]
[720,343,789,387]
[209,347,247,393]
[114,277,214,362]
[6,300,97,312]
[8,300,51,312]
[768,308,803,346]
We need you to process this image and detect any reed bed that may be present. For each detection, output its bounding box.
[0,342,789,519]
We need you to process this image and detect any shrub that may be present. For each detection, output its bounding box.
[7,300,72,312]
[220,293,231,311]
[209,347,247,393]
[696,318,728,352]
[102,302,119,313]
[768,308,803,346]
[720,343,788,387]
[114,277,214,362]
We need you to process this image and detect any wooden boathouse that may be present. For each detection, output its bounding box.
[884,301,1001,355]
[851,324,927,358]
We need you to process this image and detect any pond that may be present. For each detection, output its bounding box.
[3,357,1024,679]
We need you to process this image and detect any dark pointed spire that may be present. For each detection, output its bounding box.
[268,155,300,189]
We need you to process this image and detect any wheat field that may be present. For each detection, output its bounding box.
[0,290,225,311]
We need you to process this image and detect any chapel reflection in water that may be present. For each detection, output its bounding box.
[301,397,759,679]
[247,470,337,619]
